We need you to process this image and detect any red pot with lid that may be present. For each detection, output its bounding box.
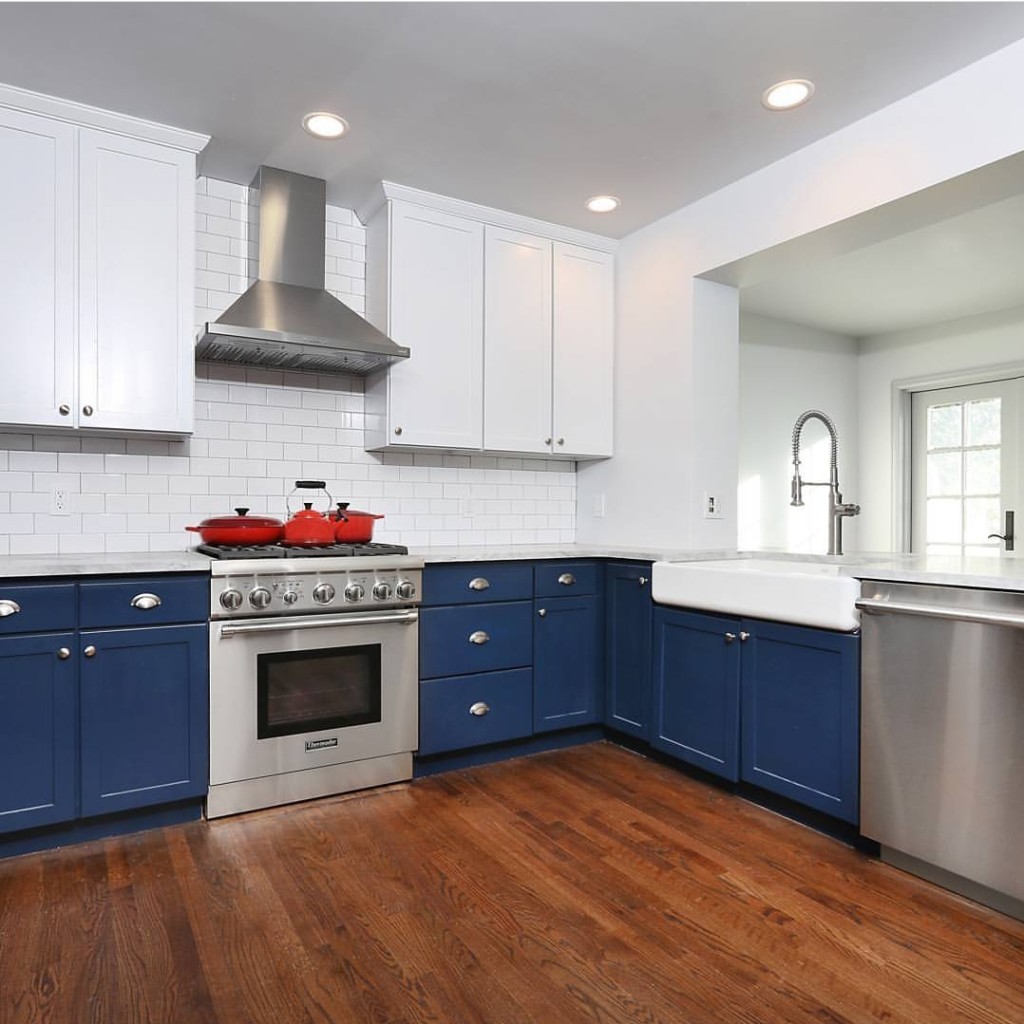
[330,502,385,543]
[282,480,337,546]
[185,508,284,546]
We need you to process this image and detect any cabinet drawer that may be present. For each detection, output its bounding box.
[0,583,76,635]
[420,602,532,678]
[422,562,533,606]
[535,561,599,597]
[79,575,208,628]
[419,668,533,755]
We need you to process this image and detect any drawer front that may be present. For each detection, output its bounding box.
[0,583,76,635]
[420,602,532,679]
[419,668,533,756]
[422,562,533,606]
[535,561,599,598]
[79,575,208,629]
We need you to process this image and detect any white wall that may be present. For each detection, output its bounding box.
[577,38,1024,551]
[0,178,576,556]
[857,302,1024,551]
[738,314,859,553]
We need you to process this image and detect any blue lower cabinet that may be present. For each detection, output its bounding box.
[652,607,741,781]
[604,563,653,739]
[740,621,860,823]
[79,624,209,818]
[420,601,533,679]
[0,632,78,835]
[533,593,603,732]
[419,669,533,756]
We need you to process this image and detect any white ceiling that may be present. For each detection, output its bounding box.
[740,191,1024,338]
[2,3,1024,236]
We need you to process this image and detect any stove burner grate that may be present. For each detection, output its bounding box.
[197,542,410,560]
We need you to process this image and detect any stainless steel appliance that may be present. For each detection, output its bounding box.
[858,579,1024,918]
[206,544,422,819]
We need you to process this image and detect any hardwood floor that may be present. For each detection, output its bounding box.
[2,742,1024,1024]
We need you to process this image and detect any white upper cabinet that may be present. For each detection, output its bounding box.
[483,227,552,454]
[0,85,207,436]
[370,202,484,450]
[552,243,614,459]
[0,107,76,429]
[363,183,615,459]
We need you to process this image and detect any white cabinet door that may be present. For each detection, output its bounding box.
[0,108,76,429]
[78,129,194,433]
[483,227,552,454]
[386,203,484,449]
[552,243,614,458]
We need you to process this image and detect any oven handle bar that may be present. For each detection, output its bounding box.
[218,609,419,637]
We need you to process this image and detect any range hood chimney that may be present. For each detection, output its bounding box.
[196,166,409,375]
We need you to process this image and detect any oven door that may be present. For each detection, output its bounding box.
[209,608,418,786]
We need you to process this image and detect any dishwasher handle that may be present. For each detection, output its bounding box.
[856,597,1024,630]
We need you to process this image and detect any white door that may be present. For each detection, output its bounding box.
[483,226,552,454]
[911,378,1023,556]
[0,107,76,429]
[386,203,484,449]
[552,243,614,458]
[78,129,195,434]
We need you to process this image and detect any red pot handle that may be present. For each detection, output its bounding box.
[184,526,200,532]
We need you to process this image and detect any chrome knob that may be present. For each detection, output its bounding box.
[249,587,272,610]
[313,583,336,605]
[557,437,565,446]
[739,631,751,642]
[396,580,416,600]
[372,581,391,601]
[59,404,70,416]
[219,589,243,611]
[344,583,365,603]
[57,647,71,660]
[638,576,649,586]
[538,608,547,617]
[82,405,94,417]
[83,645,97,658]
[724,632,737,644]
[394,426,403,436]
[283,591,299,605]
[544,437,552,446]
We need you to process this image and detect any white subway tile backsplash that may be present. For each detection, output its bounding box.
[0,176,576,555]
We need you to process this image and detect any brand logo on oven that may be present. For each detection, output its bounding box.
[305,737,339,752]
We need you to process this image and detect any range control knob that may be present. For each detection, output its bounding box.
[344,583,365,603]
[249,587,272,610]
[396,580,416,600]
[372,581,392,601]
[219,588,243,611]
[282,591,299,605]
[313,583,336,605]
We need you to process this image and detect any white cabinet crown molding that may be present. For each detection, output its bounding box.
[0,81,209,154]
[357,180,617,255]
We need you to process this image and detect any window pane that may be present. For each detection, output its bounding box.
[965,544,1001,557]
[965,398,1000,447]
[965,448,1000,495]
[926,451,962,496]
[927,497,962,544]
[926,543,962,557]
[964,497,1001,544]
[927,403,962,449]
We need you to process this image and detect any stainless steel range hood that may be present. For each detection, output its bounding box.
[196,166,409,375]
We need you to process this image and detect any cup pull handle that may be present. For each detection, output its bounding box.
[469,631,490,645]
[557,573,576,586]
[468,577,490,591]
[0,599,21,618]
[469,702,490,717]
[131,593,162,611]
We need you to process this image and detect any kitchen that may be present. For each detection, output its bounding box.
[4,4,1024,1022]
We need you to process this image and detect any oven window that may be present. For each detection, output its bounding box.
[256,644,382,739]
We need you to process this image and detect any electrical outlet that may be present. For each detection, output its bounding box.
[703,492,724,520]
[592,493,606,518]
[51,487,70,516]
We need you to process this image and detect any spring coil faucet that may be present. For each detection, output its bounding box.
[790,409,860,556]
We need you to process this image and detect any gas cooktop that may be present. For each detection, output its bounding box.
[198,541,409,560]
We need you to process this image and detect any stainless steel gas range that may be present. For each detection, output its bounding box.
[204,543,422,819]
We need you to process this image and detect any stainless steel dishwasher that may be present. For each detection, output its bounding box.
[858,579,1024,918]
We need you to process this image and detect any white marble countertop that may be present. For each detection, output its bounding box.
[418,543,734,564]
[0,550,211,579]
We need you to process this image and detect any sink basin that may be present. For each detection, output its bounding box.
[651,558,860,632]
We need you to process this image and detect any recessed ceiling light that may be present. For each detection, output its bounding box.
[762,79,815,111]
[586,195,620,213]
[301,111,349,139]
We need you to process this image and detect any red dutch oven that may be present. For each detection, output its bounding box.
[330,502,385,543]
[185,508,284,545]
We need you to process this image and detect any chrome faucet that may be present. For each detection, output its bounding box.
[790,409,860,556]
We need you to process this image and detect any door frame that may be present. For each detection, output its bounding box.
[892,360,1024,552]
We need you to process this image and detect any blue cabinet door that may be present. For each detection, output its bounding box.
[604,563,652,739]
[533,593,603,732]
[0,632,78,834]
[740,621,860,823]
[652,607,741,781]
[79,623,209,817]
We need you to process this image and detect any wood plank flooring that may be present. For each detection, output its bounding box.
[2,741,1024,1024]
